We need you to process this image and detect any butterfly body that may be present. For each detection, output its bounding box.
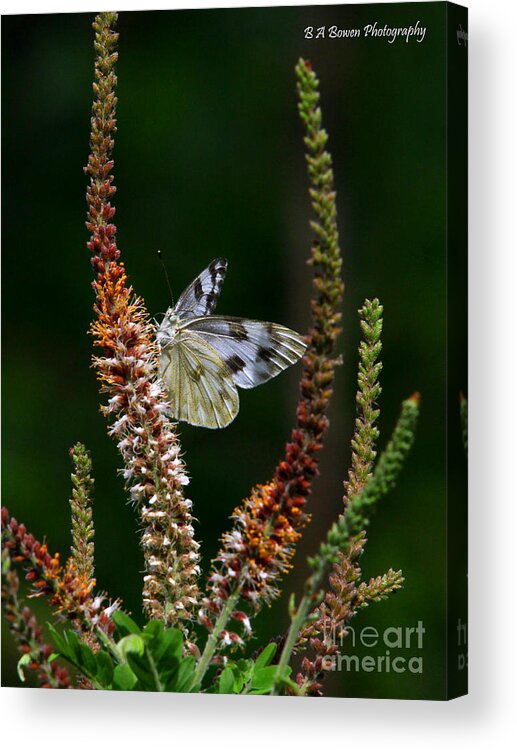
[157,258,306,429]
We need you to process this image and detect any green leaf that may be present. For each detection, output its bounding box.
[250,665,278,694]
[254,642,277,670]
[122,640,166,692]
[236,659,253,685]
[229,659,254,693]
[112,663,138,691]
[96,650,114,686]
[149,626,183,663]
[230,664,245,693]
[141,627,185,691]
[218,667,235,694]
[174,656,198,693]
[112,610,141,637]
[67,630,84,663]
[47,623,70,659]
[46,624,100,682]
[118,634,145,660]
[78,642,98,677]
[142,619,164,639]
[62,629,97,679]
[17,653,31,681]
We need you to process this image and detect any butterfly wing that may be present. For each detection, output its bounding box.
[181,316,307,389]
[159,330,239,429]
[173,258,228,320]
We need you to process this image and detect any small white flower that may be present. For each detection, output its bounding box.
[104,603,119,618]
[241,616,251,634]
[110,414,129,434]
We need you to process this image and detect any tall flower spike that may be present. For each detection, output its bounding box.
[345,393,420,535]
[343,299,383,505]
[69,443,95,583]
[85,12,200,630]
[200,58,344,656]
[298,300,383,692]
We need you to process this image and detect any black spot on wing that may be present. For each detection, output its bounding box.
[209,258,225,272]
[209,258,227,282]
[257,347,275,362]
[226,354,246,374]
[229,321,249,340]
[194,279,203,301]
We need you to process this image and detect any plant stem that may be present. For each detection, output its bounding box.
[95,625,123,663]
[146,646,164,692]
[194,586,242,686]
[272,592,314,695]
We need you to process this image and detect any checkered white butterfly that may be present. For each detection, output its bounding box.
[156,258,307,428]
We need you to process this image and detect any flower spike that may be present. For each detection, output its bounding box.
[85,12,200,631]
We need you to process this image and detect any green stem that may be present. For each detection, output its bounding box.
[95,626,123,663]
[272,592,314,695]
[194,586,242,686]
[146,645,164,692]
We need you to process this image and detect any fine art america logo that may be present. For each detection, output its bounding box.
[321,621,426,675]
[304,20,427,44]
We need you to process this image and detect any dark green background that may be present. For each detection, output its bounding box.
[2,3,467,698]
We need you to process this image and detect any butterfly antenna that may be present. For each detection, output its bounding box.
[157,250,174,306]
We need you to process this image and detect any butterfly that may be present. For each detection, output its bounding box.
[156,258,307,429]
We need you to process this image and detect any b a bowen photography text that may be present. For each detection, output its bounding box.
[304,19,427,43]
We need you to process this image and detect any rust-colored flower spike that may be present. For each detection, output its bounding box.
[1,507,117,636]
[1,566,71,689]
[200,58,344,653]
[85,12,200,631]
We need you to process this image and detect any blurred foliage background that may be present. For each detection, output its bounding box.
[2,4,466,698]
